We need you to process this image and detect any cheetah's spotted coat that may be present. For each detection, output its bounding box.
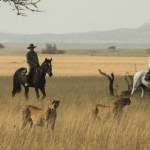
[21,100,60,130]
[92,97,131,121]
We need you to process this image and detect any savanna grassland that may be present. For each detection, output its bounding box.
[0,55,149,76]
[0,51,150,150]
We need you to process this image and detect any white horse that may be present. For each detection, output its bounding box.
[131,70,150,98]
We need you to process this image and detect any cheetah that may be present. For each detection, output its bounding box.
[92,97,131,122]
[21,100,60,130]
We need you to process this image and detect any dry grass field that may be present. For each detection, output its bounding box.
[0,76,150,150]
[0,54,150,150]
[0,55,149,76]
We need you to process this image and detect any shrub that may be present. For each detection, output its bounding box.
[0,43,5,50]
[41,44,65,54]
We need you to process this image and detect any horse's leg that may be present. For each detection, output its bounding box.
[35,87,40,99]
[39,87,46,99]
[12,90,16,98]
[140,85,146,98]
[24,87,29,100]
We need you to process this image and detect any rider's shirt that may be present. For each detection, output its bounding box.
[26,51,39,66]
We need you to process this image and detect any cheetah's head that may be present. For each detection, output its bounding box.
[114,97,131,108]
[49,100,60,110]
[123,97,131,105]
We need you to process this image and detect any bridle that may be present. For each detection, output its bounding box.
[36,67,51,74]
[36,59,52,76]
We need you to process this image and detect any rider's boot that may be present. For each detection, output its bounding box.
[25,75,29,86]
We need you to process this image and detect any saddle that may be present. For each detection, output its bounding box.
[21,68,36,87]
[145,71,150,81]
[21,69,27,76]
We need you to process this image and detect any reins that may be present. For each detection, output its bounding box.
[36,67,49,74]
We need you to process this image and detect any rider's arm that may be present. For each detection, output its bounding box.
[36,53,40,66]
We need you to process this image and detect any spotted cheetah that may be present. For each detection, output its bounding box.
[92,97,131,121]
[21,100,60,130]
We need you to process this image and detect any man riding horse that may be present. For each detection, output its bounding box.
[25,44,40,86]
[12,43,53,99]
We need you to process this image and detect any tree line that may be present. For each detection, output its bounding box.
[0,43,5,50]
[41,43,65,54]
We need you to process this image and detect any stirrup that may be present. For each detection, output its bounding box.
[25,83,29,86]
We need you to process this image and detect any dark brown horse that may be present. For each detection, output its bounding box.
[12,58,53,99]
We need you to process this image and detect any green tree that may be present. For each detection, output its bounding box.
[41,43,65,54]
[53,44,57,51]
[0,43,5,50]
[108,46,116,51]
[2,0,41,16]
[146,49,150,54]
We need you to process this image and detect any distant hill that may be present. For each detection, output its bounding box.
[1,23,150,46]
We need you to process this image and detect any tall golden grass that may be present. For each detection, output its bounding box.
[0,55,149,76]
[0,76,150,150]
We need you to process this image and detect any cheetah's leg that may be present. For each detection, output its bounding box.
[114,111,123,123]
[45,121,49,129]
[21,121,27,129]
[51,118,56,131]
[29,119,33,128]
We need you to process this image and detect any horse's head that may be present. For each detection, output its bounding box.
[41,58,53,77]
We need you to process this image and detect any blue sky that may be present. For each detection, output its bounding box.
[0,0,150,34]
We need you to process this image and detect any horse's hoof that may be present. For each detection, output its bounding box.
[41,96,46,100]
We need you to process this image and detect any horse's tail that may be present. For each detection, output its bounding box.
[131,71,144,96]
[12,71,22,97]
[133,71,142,88]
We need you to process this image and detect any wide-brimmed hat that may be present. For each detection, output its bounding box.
[27,44,37,49]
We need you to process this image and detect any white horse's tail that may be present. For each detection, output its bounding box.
[133,74,141,88]
[131,71,144,96]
